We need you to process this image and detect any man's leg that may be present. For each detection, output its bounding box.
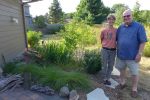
[120,69,126,85]
[127,61,139,92]
[115,58,126,85]
[132,75,139,91]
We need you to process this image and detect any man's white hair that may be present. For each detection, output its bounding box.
[123,9,132,16]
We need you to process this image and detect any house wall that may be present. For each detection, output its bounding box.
[0,0,26,66]
[24,4,33,29]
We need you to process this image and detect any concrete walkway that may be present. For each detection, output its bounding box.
[0,88,67,100]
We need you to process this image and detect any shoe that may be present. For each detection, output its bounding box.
[104,80,111,85]
[131,91,138,98]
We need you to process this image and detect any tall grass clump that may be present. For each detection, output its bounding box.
[11,64,91,91]
[27,31,42,48]
[35,41,73,64]
[41,68,91,90]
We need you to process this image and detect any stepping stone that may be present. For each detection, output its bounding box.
[87,88,109,100]
[112,67,120,76]
[105,78,119,89]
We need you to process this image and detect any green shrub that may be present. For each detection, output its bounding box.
[44,24,64,34]
[60,21,97,50]
[35,41,73,64]
[12,64,91,91]
[27,31,42,48]
[143,41,150,57]
[83,49,101,74]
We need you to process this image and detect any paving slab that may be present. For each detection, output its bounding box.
[87,88,109,100]
[112,67,120,76]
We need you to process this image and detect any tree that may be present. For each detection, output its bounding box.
[48,0,63,24]
[33,15,46,28]
[141,10,150,25]
[75,0,110,24]
[132,1,150,25]
[112,4,128,25]
[133,1,142,23]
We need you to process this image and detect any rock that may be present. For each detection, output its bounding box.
[69,90,79,100]
[30,85,55,95]
[59,86,70,97]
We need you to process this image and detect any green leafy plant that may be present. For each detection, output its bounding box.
[83,49,101,74]
[35,41,72,64]
[60,21,97,51]
[27,31,42,48]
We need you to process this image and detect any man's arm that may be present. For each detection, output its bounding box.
[135,42,146,62]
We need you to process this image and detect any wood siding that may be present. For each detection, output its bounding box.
[0,0,26,66]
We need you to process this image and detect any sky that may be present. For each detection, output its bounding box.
[29,0,150,17]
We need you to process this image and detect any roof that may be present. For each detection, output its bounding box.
[22,0,42,4]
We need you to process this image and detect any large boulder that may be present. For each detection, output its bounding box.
[59,86,70,97]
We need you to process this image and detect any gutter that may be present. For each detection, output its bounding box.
[20,0,28,50]
[22,0,42,4]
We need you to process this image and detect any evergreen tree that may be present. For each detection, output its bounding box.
[75,0,110,24]
[48,0,63,24]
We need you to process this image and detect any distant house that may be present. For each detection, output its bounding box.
[0,0,41,66]
[24,4,33,29]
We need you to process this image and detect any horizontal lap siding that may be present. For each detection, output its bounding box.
[0,0,25,65]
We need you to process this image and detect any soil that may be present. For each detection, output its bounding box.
[77,72,150,100]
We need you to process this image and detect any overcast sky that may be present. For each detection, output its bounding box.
[29,0,150,17]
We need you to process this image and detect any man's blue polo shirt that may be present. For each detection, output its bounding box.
[116,21,147,60]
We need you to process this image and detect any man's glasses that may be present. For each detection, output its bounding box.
[123,15,131,18]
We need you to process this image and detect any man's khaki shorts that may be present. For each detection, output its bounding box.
[115,57,139,75]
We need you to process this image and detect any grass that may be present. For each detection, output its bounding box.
[6,63,91,91]
[139,70,150,91]
[140,57,150,71]
[139,56,150,91]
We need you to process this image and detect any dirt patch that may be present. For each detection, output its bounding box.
[78,70,150,100]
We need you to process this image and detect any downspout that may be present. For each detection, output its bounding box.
[20,0,28,50]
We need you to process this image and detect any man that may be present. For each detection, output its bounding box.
[116,9,147,98]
